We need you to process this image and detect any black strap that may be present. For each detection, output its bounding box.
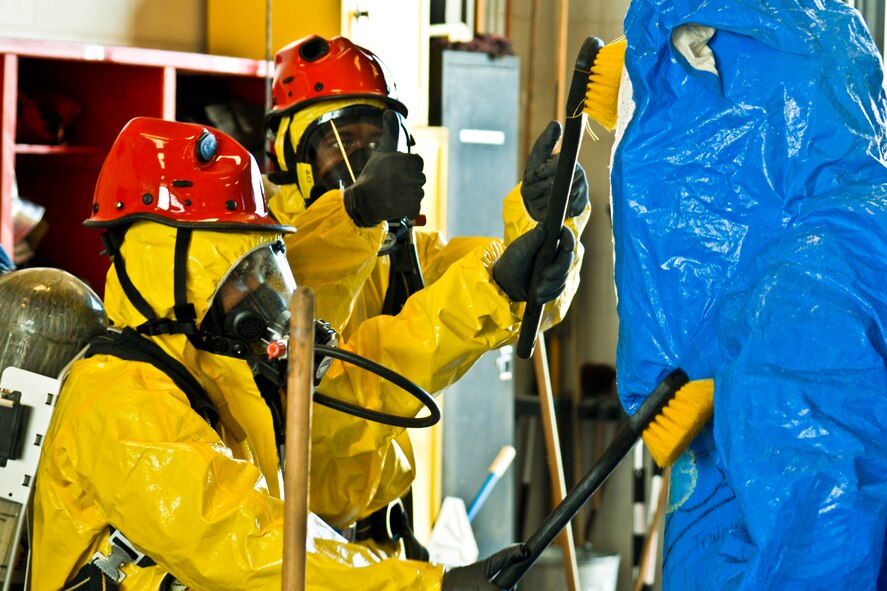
[267,169,298,185]
[173,229,192,320]
[65,563,117,591]
[267,118,300,187]
[364,224,427,560]
[100,230,198,338]
[281,117,299,180]
[172,229,199,340]
[102,230,157,325]
[86,328,218,428]
[353,491,429,561]
[399,489,430,561]
[381,224,425,316]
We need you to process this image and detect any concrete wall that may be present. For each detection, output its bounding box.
[0,0,205,52]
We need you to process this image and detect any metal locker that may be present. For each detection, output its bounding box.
[431,48,521,558]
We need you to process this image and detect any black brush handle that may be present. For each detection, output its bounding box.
[515,36,604,360]
[491,369,688,589]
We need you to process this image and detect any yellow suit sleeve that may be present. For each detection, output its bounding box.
[282,189,387,333]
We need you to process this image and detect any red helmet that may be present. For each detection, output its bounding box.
[85,117,292,232]
[266,35,407,132]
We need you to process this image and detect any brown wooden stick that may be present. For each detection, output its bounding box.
[633,467,671,591]
[475,0,485,34]
[555,0,570,123]
[521,0,542,163]
[283,287,315,591]
[533,335,581,591]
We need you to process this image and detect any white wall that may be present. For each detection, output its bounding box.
[0,0,205,52]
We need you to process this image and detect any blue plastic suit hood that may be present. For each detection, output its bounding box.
[612,0,887,587]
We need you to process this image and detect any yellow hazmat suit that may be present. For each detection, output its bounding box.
[270,102,589,527]
[32,223,444,590]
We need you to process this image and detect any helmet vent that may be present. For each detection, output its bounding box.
[172,180,193,188]
[299,37,330,62]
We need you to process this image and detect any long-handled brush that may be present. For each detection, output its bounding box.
[490,369,713,589]
[516,35,627,360]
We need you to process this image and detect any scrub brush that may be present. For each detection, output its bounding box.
[490,369,714,589]
[584,36,626,131]
[516,35,629,360]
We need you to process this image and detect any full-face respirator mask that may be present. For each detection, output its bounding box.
[199,240,337,387]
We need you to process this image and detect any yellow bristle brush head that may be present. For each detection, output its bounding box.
[642,378,714,467]
[584,36,627,132]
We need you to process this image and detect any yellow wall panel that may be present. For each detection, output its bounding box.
[208,0,340,59]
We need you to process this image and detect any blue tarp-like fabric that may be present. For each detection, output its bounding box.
[611,0,887,588]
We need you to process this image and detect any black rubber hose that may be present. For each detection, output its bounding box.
[312,344,441,428]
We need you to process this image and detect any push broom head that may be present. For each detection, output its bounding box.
[629,369,715,468]
[583,37,627,132]
[642,378,714,467]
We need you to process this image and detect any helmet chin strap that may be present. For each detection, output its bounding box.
[266,117,299,186]
[100,227,199,338]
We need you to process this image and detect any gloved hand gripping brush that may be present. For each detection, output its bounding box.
[516,35,626,359]
[488,370,714,589]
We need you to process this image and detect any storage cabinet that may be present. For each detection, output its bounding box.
[0,38,269,295]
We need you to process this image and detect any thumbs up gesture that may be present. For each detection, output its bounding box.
[344,110,426,227]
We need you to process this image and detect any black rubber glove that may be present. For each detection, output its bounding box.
[343,110,425,227]
[492,225,575,304]
[521,120,589,222]
[441,544,527,591]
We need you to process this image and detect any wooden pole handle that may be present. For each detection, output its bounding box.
[533,336,581,591]
[283,287,315,591]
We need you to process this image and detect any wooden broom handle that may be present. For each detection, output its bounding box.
[283,287,315,591]
[555,0,570,123]
[633,468,671,591]
[533,336,581,591]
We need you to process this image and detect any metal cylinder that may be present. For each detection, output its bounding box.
[0,268,107,378]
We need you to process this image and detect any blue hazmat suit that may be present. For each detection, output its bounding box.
[612,0,887,588]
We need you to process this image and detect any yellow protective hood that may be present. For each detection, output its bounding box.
[103,221,287,488]
[103,221,283,329]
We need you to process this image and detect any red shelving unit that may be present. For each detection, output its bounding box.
[0,37,270,295]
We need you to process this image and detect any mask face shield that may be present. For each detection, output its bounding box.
[296,105,409,201]
[199,240,296,378]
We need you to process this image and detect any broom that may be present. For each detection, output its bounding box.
[491,369,714,588]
